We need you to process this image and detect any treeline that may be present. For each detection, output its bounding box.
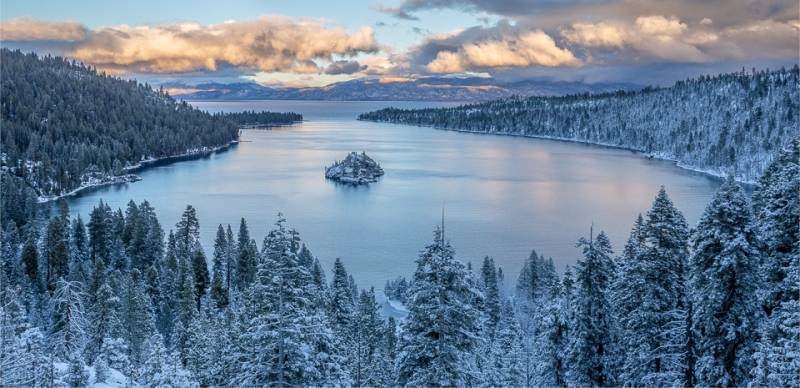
[0,49,240,198]
[359,66,799,183]
[222,110,302,127]
[1,136,796,386]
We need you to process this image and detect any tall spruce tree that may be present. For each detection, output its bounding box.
[396,224,483,387]
[566,229,620,387]
[750,139,799,387]
[615,187,690,387]
[237,215,347,387]
[689,176,762,387]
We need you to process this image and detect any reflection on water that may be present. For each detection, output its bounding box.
[59,101,729,289]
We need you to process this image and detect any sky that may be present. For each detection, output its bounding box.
[1,0,798,87]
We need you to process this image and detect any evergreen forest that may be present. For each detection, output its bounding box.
[359,66,800,183]
[0,49,301,201]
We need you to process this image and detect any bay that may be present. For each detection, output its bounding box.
[61,100,728,290]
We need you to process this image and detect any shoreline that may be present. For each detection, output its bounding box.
[358,119,758,185]
[37,140,239,203]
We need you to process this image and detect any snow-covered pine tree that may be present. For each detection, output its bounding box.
[396,224,484,387]
[84,282,119,365]
[118,270,155,374]
[225,224,237,295]
[64,353,89,388]
[141,333,197,387]
[210,224,230,309]
[50,278,88,360]
[566,229,620,387]
[689,176,762,387]
[236,218,257,290]
[174,205,200,262]
[190,242,209,313]
[531,260,569,387]
[185,315,220,387]
[480,256,501,332]
[237,215,347,387]
[354,287,384,388]
[329,257,356,378]
[486,299,524,387]
[750,139,799,387]
[615,187,690,387]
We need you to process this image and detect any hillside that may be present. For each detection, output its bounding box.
[167,77,642,102]
[0,49,240,200]
[359,66,800,182]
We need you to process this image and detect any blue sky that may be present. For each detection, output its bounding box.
[1,0,797,87]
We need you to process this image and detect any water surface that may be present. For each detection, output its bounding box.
[62,100,727,289]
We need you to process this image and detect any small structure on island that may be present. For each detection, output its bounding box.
[325,152,385,184]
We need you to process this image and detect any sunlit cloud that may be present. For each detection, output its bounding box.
[0,16,87,41]
[0,16,380,75]
[561,15,799,64]
[426,29,581,73]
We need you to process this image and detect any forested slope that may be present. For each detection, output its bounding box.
[360,66,799,182]
[0,49,239,198]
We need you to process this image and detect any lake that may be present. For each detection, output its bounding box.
[60,100,729,290]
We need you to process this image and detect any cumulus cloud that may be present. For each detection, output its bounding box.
[324,60,367,75]
[426,29,581,72]
[0,16,380,75]
[0,16,87,41]
[560,15,798,64]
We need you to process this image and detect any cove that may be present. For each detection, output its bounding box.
[59,100,729,290]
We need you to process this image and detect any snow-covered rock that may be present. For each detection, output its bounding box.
[325,152,384,184]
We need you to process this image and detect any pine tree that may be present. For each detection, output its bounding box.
[480,256,501,332]
[210,224,229,309]
[21,235,39,289]
[750,140,799,387]
[225,224,236,294]
[50,278,88,359]
[486,300,524,387]
[118,270,155,373]
[64,353,90,388]
[174,205,200,262]
[237,215,347,387]
[85,283,119,364]
[615,187,690,387]
[141,333,197,387]
[689,176,762,387]
[236,218,257,289]
[353,287,384,388]
[531,262,569,387]
[191,243,209,312]
[566,229,620,387]
[396,224,484,387]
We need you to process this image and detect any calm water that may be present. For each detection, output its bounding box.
[61,101,728,289]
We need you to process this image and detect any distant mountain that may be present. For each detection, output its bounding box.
[166,77,642,102]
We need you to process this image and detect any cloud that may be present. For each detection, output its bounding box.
[0,16,87,41]
[324,60,367,75]
[426,29,581,72]
[560,15,798,64]
[370,4,420,21]
[1,16,380,75]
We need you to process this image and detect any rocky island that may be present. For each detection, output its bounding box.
[325,152,385,184]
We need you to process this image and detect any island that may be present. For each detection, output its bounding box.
[325,152,385,184]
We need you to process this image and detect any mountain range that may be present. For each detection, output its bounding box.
[166,77,643,102]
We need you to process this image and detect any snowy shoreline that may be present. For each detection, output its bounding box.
[360,120,757,185]
[37,140,239,203]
